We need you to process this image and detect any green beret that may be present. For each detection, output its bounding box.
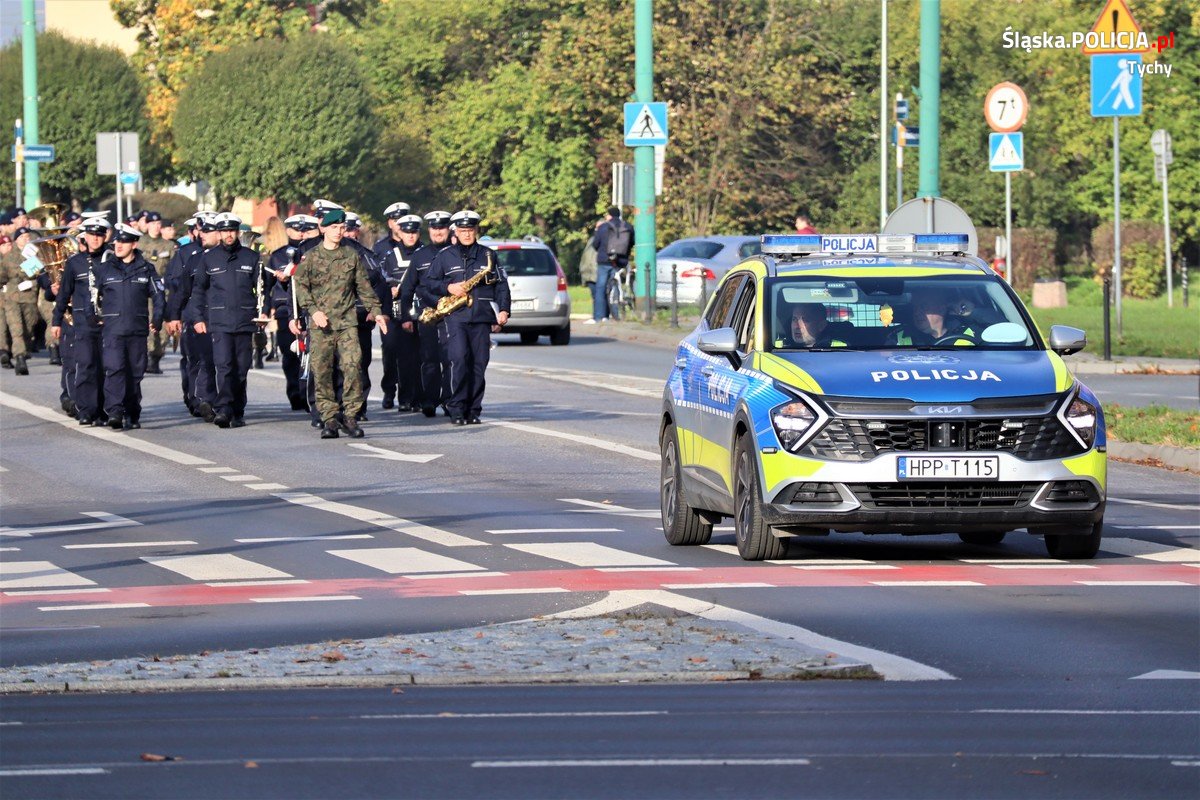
[321,208,346,226]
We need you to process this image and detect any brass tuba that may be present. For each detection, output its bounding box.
[418,252,494,325]
[26,203,75,284]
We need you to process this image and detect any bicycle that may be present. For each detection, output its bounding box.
[606,265,637,321]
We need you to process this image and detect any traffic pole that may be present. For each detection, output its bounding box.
[1161,155,1173,308]
[879,0,888,228]
[1112,117,1122,335]
[21,0,40,208]
[634,0,657,324]
[917,0,940,209]
[1004,171,1013,284]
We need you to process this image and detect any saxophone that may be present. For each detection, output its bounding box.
[418,251,494,325]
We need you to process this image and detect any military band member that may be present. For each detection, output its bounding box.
[188,213,261,428]
[141,211,178,373]
[263,214,310,411]
[378,213,423,411]
[291,208,388,439]
[425,210,510,425]
[0,226,39,375]
[402,210,453,416]
[95,223,164,429]
[163,216,203,413]
[171,214,221,421]
[51,217,111,424]
[0,233,12,369]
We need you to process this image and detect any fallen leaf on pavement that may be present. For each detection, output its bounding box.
[140,753,178,762]
[244,761,258,769]
[320,650,347,663]
[688,657,708,664]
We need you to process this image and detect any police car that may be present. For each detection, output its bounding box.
[660,233,1106,560]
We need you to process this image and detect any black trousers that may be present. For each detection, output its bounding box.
[444,320,491,419]
[275,317,303,406]
[59,322,74,403]
[178,324,192,406]
[357,323,373,415]
[417,321,443,410]
[212,331,252,419]
[382,324,420,406]
[72,326,104,420]
[103,334,147,421]
[185,326,216,406]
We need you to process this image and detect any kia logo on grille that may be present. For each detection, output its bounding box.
[918,405,964,414]
[888,354,961,365]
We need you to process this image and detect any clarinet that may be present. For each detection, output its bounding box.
[88,253,103,326]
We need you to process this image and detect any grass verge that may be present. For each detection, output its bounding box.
[1107,404,1200,449]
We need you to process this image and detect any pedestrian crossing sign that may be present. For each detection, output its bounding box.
[989,132,1024,172]
[624,102,668,147]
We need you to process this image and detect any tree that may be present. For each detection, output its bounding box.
[172,36,377,208]
[0,31,155,208]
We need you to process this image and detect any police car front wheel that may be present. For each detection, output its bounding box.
[1043,520,1103,560]
[733,436,788,561]
[660,422,713,546]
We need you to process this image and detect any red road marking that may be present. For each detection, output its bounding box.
[1,563,1196,611]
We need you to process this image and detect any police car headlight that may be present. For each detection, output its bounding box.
[772,400,818,452]
[1064,394,1097,448]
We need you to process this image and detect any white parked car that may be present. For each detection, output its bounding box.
[655,235,762,306]
[483,236,571,345]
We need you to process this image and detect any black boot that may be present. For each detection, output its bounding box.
[14,355,28,375]
[48,346,62,366]
[146,357,162,375]
[253,349,264,370]
[0,350,10,368]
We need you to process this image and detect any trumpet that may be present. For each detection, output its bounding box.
[418,252,494,325]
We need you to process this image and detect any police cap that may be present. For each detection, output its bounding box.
[81,218,112,235]
[145,211,162,222]
[423,211,452,229]
[283,214,304,230]
[397,214,422,233]
[383,202,411,220]
[215,213,242,231]
[313,198,343,214]
[12,207,27,217]
[345,212,362,230]
[113,223,142,243]
[297,214,320,231]
[64,211,82,225]
[197,212,219,232]
[13,226,33,240]
[450,210,481,229]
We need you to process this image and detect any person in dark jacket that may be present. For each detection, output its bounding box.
[402,210,453,417]
[163,216,204,414]
[95,223,164,430]
[377,213,423,411]
[171,214,221,421]
[262,215,309,411]
[587,206,632,324]
[51,217,111,425]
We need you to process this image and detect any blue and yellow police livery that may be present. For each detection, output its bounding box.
[660,233,1107,560]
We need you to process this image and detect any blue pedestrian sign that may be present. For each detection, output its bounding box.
[119,172,140,186]
[1091,54,1142,117]
[10,143,55,163]
[624,102,668,147]
[989,132,1024,172]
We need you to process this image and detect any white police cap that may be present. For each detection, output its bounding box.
[81,210,110,220]
[298,214,321,227]
[397,214,422,232]
[215,212,242,231]
[283,214,304,228]
[183,216,198,228]
[383,202,411,219]
[423,211,452,227]
[81,217,112,234]
[450,210,481,228]
[113,223,142,242]
[313,198,343,213]
[345,212,362,229]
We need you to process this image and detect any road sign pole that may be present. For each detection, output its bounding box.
[917,0,940,202]
[1161,158,1172,307]
[634,0,657,324]
[21,0,40,209]
[114,133,123,220]
[895,128,903,209]
[879,0,888,228]
[1112,116,1122,334]
[1005,171,1013,284]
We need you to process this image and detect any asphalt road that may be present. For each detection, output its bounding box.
[1,332,1197,798]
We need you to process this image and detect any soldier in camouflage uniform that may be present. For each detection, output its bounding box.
[0,226,39,375]
[291,208,388,439]
[140,211,177,373]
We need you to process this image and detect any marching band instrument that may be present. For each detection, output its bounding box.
[418,251,495,325]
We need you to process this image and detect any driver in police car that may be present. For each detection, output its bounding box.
[888,285,975,346]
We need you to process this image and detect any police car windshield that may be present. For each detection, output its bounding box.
[764,275,1038,352]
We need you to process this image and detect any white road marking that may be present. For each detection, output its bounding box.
[363,711,667,720]
[872,581,985,587]
[986,564,1097,570]
[792,559,879,566]
[793,565,899,571]
[0,391,212,466]
[205,579,309,587]
[1121,525,1200,530]
[141,554,292,581]
[0,721,21,725]
[543,590,956,681]
[273,492,484,547]
[662,582,775,589]
[701,544,741,557]
[1131,670,1200,680]
[0,547,20,552]
[488,420,659,462]
[960,559,1065,564]
[0,561,96,590]
[485,528,623,535]
[219,474,261,482]
[4,588,111,596]
[1109,497,1200,512]
[597,566,700,573]
[250,595,360,604]
[1173,761,1200,767]
[326,547,486,575]
[472,758,811,768]
[459,587,570,596]
[0,512,141,538]
[561,499,659,517]
[505,542,675,568]
[346,443,442,464]
[38,603,150,611]
[490,363,662,398]
[1077,581,1192,587]
[234,535,374,543]
[63,541,196,549]
[245,483,290,491]
[0,768,109,776]
[405,571,507,580]
[198,467,237,474]
[1101,538,1200,562]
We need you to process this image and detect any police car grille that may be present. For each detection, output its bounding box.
[802,418,1083,461]
[848,482,1039,509]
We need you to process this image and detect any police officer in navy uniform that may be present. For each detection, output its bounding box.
[372,202,412,262]
[262,215,309,411]
[402,210,453,416]
[171,213,221,422]
[188,213,262,428]
[163,216,204,414]
[378,213,423,411]
[425,210,510,425]
[95,223,164,430]
[51,216,111,425]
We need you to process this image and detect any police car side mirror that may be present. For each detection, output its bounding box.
[698,327,741,368]
[1048,325,1087,356]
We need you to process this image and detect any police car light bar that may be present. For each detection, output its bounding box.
[760,233,970,256]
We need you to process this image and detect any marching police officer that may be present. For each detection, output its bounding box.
[141,211,177,373]
[402,210,453,416]
[262,214,309,411]
[95,223,164,429]
[378,213,423,411]
[163,216,203,413]
[425,210,510,425]
[292,208,388,439]
[51,216,111,424]
[188,213,262,428]
[372,202,413,262]
[170,213,220,422]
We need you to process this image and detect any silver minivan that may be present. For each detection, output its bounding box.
[483,236,572,345]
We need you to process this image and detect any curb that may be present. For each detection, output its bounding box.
[0,663,875,695]
[1108,441,1200,473]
